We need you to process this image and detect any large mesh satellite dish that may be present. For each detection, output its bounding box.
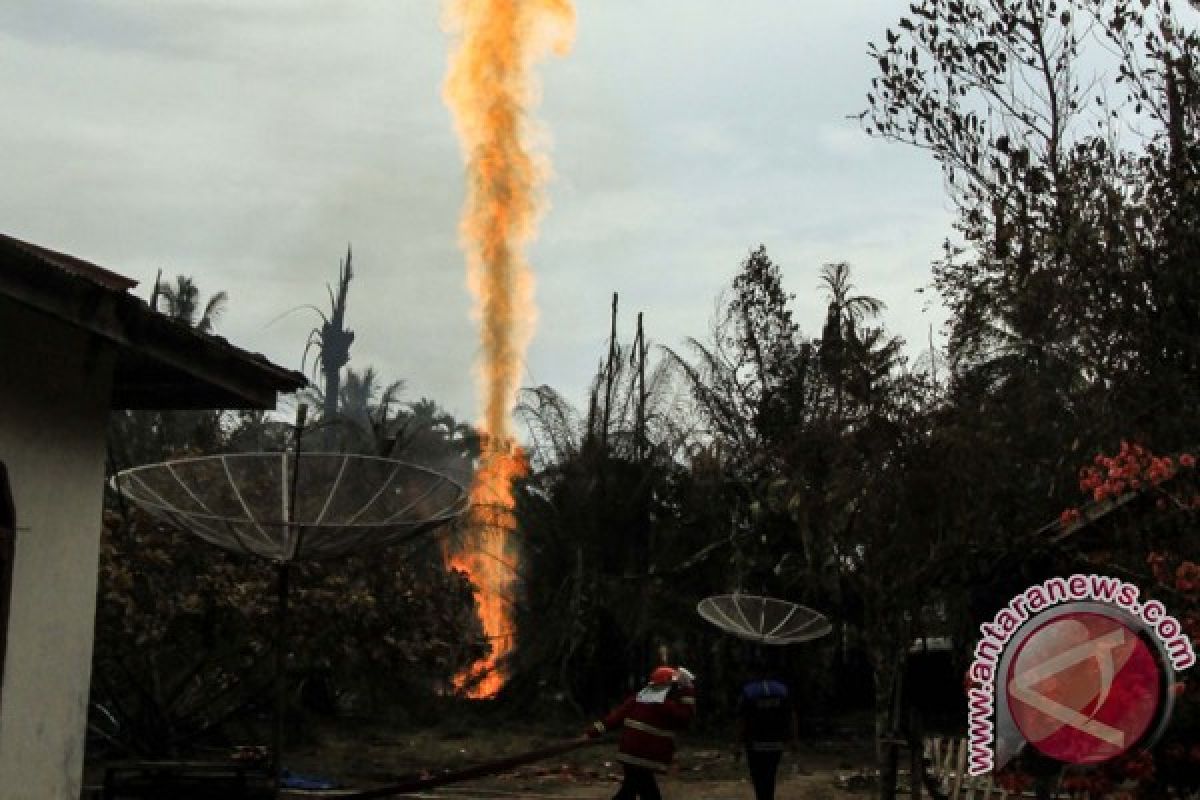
[112,452,469,561]
[111,444,471,790]
[697,593,832,645]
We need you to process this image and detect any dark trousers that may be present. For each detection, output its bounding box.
[613,764,662,800]
[746,749,783,800]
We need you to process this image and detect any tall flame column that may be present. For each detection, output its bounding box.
[442,0,576,697]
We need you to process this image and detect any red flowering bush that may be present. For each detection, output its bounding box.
[1076,441,1195,503]
[1059,507,1083,526]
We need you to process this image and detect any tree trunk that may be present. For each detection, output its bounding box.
[323,366,340,425]
[873,650,901,800]
[907,704,922,800]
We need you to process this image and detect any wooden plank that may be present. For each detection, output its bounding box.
[921,737,936,790]
[961,766,977,800]
[911,737,923,800]
[949,738,967,800]
[926,737,941,792]
[941,738,957,790]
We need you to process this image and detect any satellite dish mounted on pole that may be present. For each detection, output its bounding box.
[111,405,470,794]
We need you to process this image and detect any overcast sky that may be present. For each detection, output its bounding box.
[0,1,956,424]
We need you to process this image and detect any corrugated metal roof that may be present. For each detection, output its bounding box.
[0,232,307,409]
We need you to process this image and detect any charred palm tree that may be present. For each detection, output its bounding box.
[309,247,356,425]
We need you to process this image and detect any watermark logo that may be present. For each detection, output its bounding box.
[966,575,1194,775]
[1007,611,1160,764]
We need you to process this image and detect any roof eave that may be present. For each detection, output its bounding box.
[0,247,306,411]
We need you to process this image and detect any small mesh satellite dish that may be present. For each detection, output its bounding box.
[697,593,832,645]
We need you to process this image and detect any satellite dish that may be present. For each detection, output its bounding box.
[112,452,469,561]
[697,593,832,645]
[111,449,470,790]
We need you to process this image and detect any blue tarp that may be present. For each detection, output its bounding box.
[281,768,341,790]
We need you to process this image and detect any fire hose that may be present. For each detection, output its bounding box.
[337,736,604,799]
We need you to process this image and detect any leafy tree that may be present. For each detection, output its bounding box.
[865,0,1200,410]
[863,4,1200,796]
[669,248,958,776]
[670,245,807,468]
[91,506,486,756]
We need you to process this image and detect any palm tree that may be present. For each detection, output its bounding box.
[387,399,479,482]
[334,367,404,453]
[151,275,229,333]
[114,274,229,468]
[818,262,886,420]
[818,262,885,340]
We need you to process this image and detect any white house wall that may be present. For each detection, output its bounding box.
[0,299,114,800]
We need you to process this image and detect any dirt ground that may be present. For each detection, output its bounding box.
[456,766,859,800]
[280,761,866,800]
[84,713,885,798]
[400,772,850,800]
[278,720,881,800]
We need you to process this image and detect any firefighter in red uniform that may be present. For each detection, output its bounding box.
[585,666,696,800]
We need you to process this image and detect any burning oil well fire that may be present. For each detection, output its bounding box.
[442,0,575,697]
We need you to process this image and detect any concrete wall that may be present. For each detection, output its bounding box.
[0,298,113,800]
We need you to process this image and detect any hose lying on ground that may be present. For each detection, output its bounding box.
[339,737,604,799]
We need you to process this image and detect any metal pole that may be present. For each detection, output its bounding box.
[275,404,307,795]
[273,562,290,793]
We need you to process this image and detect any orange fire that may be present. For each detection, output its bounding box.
[446,445,527,697]
[442,0,575,697]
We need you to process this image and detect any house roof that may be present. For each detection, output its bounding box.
[0,233,307,410]
[0,233,138,292]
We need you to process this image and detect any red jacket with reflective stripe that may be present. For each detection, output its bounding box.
[596,685,695,772]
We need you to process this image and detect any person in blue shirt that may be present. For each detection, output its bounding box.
[735,664,799,800]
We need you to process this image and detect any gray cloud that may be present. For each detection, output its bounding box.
[0,1,952,425]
